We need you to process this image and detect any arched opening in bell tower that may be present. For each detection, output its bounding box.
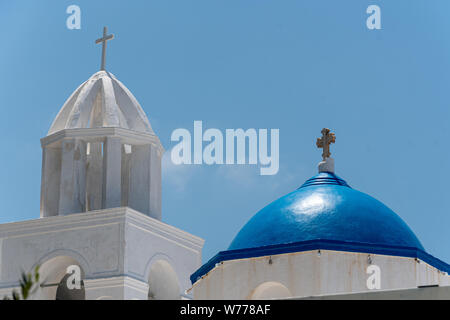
[147,259,180,300]
[36,255,85,300]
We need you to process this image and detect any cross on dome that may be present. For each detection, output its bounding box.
[95,26,114,71]
[316,128,335,161]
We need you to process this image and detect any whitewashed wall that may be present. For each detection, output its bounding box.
[0,207,203,300]
[191,250,450,299]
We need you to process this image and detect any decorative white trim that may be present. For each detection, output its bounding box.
[125,208,205,250]
[85,276,149,295]
[0,208,203,251]
[0,207,125,235]
[41,127,164,153]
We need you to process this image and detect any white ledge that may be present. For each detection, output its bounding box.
[41,127,165,154]
[0,207,204,251]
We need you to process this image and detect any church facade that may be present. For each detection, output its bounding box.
[0,29,449,300]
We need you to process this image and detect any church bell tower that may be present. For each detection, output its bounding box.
[40,27,163,220]
[0,27,203,300]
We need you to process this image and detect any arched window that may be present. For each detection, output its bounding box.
[147,260,180,300]
[36,256,85,300]
[249,281,292,300]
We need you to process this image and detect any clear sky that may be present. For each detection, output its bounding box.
[0,0,449,265]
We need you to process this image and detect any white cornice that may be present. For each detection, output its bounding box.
[41,127,165,154]
[125,207,205,250]
[0,207,126,235]
[0,207,204,251]
[84,275,148,293]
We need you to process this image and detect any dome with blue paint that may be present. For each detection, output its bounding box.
[228,172,424,251]
[190,129,450,285]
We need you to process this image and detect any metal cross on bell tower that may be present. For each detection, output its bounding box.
[95,26,115,71]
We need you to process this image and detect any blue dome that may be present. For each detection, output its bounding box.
[228,172,424,251]
[191,171,450,284]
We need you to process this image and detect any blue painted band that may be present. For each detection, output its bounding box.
[190,239,450,284]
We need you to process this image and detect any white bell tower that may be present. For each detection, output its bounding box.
[40,30,163,219]
[0,27,203,300]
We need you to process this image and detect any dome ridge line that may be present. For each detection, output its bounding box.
[48,70,154,135]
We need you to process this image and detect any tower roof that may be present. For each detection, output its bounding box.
[48,70,154,135]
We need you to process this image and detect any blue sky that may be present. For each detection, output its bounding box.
[0,1,449,264]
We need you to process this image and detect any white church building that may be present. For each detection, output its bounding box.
[0,28,204,300]
[0,29,449,300]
